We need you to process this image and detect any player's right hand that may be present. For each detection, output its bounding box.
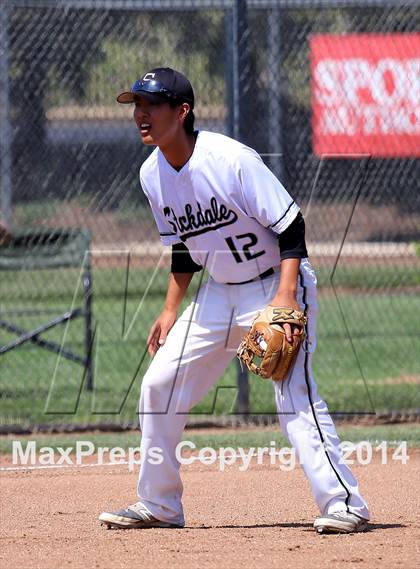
[147,308,177,356]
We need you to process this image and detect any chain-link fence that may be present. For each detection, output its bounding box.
[1,0,419,429]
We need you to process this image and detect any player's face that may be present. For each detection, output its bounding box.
[133,97,185,148]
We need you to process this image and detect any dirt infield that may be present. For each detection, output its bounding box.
[1,451,419,569]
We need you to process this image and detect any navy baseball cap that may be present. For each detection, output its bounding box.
[117,67,194,108]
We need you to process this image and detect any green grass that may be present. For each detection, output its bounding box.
[1,424,419,455]
[1,263,419,302]
[14,200,61,227]
[317,263,420,289]
[0,265,419,426]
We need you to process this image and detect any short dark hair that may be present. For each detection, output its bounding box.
[184,109,195,134]
[169,100,195,134]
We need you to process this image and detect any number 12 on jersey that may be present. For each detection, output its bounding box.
[225,233,266,263]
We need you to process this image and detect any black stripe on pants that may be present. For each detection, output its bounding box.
[299,270,351,512]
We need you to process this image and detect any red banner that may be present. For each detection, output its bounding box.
[310,34,420,157]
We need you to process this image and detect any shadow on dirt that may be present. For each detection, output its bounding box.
[189,522,406,531]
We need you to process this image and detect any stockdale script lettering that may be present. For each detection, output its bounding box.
[163,197,238,241]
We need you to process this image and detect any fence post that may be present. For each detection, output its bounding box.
[224,6,234,137]
[229,0,251,415]
[267,8,285,183]
[0,4,13,228]
[236,361,250,415]
[231,0,249,142]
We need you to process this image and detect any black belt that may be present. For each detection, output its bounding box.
[226,267,275,285]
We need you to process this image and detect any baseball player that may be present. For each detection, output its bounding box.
[99,68,370,534]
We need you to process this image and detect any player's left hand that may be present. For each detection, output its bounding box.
[269,290,301,343]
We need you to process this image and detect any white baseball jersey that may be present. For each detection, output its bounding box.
[140,131,300,283]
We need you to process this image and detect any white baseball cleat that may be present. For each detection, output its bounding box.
[99,501,183,529]
[314,511,368,534]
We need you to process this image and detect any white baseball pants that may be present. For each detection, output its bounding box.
[137,259,370,526]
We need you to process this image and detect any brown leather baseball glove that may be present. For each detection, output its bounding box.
[237,306,307,381]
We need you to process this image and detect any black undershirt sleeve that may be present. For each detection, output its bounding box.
[277,211,309,260]
[171,242,203,273]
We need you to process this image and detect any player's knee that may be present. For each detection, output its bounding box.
[139,370,178,411]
